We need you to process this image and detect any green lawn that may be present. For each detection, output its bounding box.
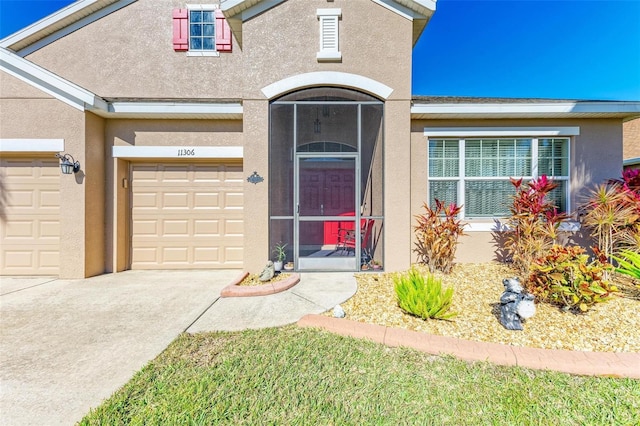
[80,326,640,425]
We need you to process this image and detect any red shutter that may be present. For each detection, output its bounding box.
[215,9,232,52]
[172,9,188,51]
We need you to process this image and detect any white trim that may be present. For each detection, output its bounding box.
[261,71,393,100]
[186,51,220,57]
[424,127,581,137]
[0,48,107,111]
[107,102,242,115]
[317,8,342,17]
[412,102,640,116]
[624,157,640,167]
[370,0,421,20]
[0,139,64,152]
[3,0,137,56]
[186,4,218,10]
[464,220,580,233]
[112,146,243,159]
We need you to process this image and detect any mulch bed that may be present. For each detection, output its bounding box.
[341,263,640,353]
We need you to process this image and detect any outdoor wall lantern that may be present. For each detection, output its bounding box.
[55,153,80,174]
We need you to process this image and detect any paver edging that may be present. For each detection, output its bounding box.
[297,314,640,379]
[220,272,300,297]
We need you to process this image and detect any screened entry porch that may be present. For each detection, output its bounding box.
[269,88,385,271]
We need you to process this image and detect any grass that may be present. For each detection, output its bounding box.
[80,327,640,425]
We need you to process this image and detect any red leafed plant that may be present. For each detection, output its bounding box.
[505,176,569,275]
[414,199,466,274]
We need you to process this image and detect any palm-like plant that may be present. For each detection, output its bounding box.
[581,183,638,260]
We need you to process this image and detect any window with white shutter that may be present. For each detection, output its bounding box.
[317,9,341,62]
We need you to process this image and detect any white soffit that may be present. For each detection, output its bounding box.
[262,71,393,100]
[0,139,64,152]
[94,102,244,119]
[412,102,640,119]
[112,146,243,159]
[424,127,581,137]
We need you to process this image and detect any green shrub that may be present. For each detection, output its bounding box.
[393,268,456,320]
[413,199,466,274]
[613,249,640,280]
[527,245,617,312]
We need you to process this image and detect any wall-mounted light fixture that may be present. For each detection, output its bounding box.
[55,153,80,174]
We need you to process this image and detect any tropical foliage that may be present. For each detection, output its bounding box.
[527,245,617,312]
[413,199,466,274]
[505,176,568,275]
[394,268,456,320]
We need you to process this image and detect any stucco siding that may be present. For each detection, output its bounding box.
[623,117,640,161]
[0,70,55,100]
[25,0,244,99]
[241,0,413,100]
[84,112,106,277]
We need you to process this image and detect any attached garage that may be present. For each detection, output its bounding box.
[130,161,244,269]
[0,157,60,275]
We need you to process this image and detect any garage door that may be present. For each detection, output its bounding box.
[130,162,244,269]
[0,158,60,275]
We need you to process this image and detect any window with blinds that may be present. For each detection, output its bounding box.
[428,137,569,218]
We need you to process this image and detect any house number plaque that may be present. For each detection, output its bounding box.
[177,148,196,157]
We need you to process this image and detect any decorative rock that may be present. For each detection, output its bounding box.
[499,277,536,331]
[259,261,275,282]
[333,304,346,318]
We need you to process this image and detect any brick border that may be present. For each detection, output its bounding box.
[220,272,301,297]
[297,314,640,378]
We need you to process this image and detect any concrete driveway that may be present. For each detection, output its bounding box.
[0,270,238,426]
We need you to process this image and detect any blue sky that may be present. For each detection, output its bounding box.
[1,0,639,101]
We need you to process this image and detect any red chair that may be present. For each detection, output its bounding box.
[336,219,374,256]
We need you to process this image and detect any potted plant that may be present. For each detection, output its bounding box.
[272,242,287,271]
[371,260,382,270]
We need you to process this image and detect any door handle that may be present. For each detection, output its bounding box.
[321,204,324,215]
[297,204,300,214]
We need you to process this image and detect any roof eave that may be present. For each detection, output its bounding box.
[410,102,640,120]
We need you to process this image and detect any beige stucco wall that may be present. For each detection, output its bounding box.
[1,73,98,278]
[25,0,243,99]
[623,117,640,162]
[84,112,106,277]
[410,117,625,264]
[241,0,413,100]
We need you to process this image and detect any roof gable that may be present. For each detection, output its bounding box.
[221,0,436,47]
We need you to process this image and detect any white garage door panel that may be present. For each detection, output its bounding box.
[0,158,60,275]
[130,163,244,269]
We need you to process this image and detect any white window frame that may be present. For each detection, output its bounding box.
[424,127,578,231]
[317,9,342,62]
[186,4,219,57]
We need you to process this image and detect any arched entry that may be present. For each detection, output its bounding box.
[269,87,384,271]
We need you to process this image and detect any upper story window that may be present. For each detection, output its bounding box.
[172,5,232,55]
[189,8,215,52]
[317,9,341,62]
[427,134,571,220]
